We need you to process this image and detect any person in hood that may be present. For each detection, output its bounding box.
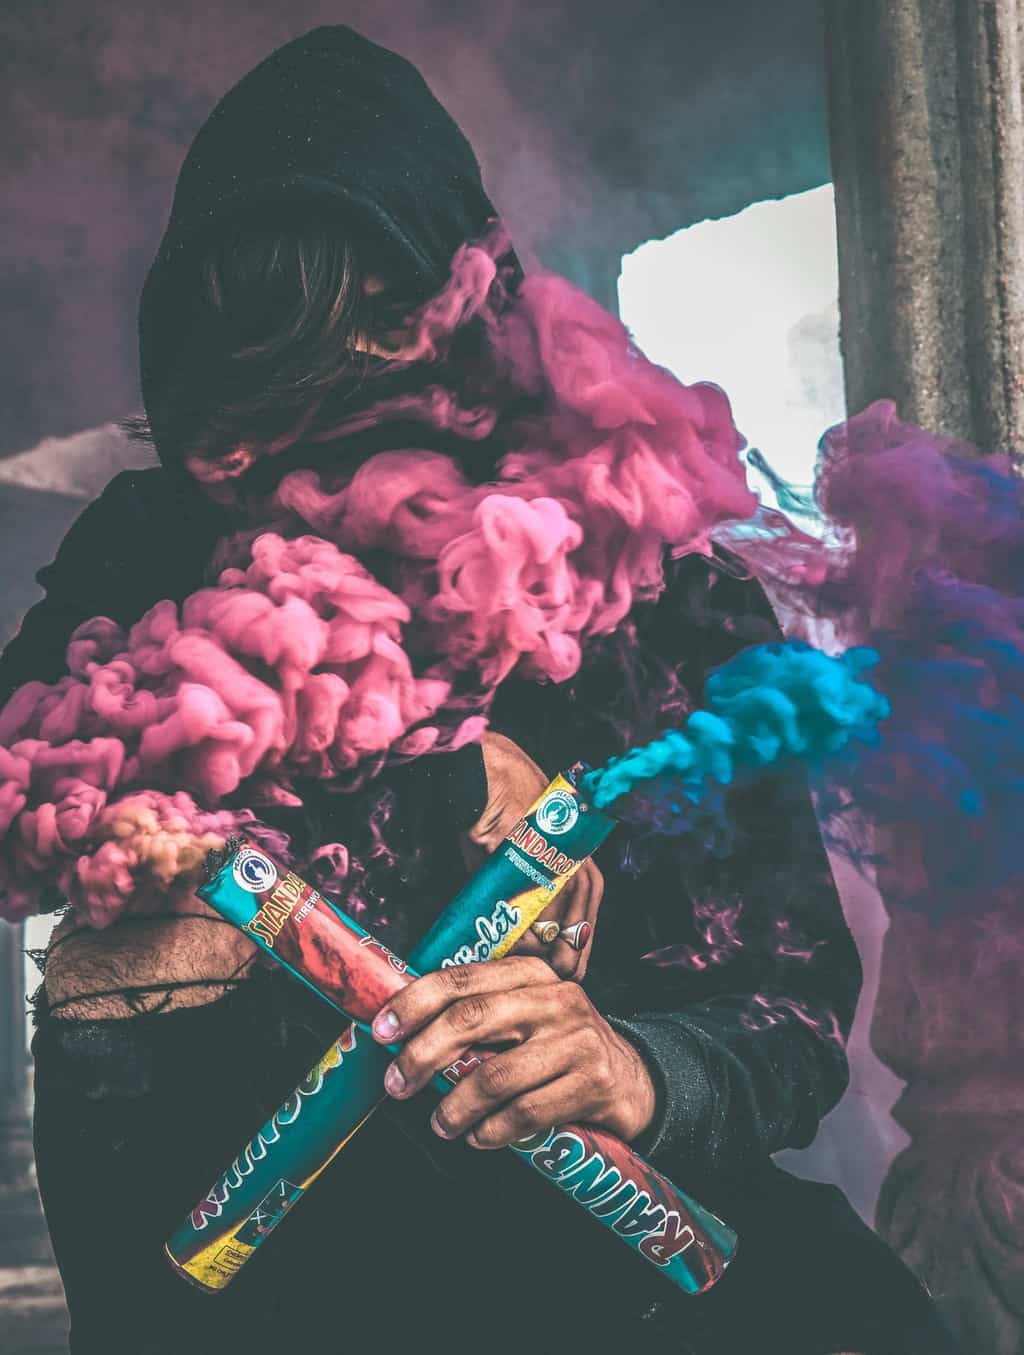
[6,26,960,1355]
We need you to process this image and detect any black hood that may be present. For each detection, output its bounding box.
[138,25,508,463]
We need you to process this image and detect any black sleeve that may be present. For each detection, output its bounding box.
[598,555,862,1175]
[605,778,859,1174]
[0,469,222,704]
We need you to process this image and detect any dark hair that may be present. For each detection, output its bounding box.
[129,207,423,474]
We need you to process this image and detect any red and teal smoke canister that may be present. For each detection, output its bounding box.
[192,853,734,1294]
[166,767,738,1294]
[166,766,611,1288]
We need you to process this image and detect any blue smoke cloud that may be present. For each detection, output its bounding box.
[584,641,890,818]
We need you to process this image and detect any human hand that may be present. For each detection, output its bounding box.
[467,732,604,979]
[372,956,657,1146]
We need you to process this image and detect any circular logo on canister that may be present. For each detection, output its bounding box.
[232,847,278,894]
[534,788,579,836]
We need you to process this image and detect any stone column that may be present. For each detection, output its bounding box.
[0,921,50,1265]
[825,4,1024,1351]
[827,0,1024,456]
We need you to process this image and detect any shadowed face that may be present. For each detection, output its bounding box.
[178,233,431,493]
[357,272,420,357]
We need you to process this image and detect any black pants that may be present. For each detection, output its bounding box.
[32,971,962,1355]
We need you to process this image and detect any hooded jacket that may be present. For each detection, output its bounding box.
[3,26,957,1355]
[138,25,509,457]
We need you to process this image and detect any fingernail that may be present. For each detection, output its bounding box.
[465,1130,481,1149]
[384,1063,406,1097]
[430,1111,452,1139]
[373,1009,400,1041]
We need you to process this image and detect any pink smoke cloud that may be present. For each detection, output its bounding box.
[0,235,757,926]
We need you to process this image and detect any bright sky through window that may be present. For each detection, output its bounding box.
[618,185,843,515]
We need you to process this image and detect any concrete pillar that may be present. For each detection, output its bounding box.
[0,922,50,1265]
[826,4,1024,1351]
[0,923,26,1112]
[827,0,1024,458]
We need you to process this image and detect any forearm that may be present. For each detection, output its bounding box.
[43,906,260,1019]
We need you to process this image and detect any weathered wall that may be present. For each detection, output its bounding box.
[0,0,829,457]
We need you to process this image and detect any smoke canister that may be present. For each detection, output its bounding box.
[166,769,617,1288]
[175,838,737,1294]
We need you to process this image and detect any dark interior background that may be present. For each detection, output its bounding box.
[1,0,829,460]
